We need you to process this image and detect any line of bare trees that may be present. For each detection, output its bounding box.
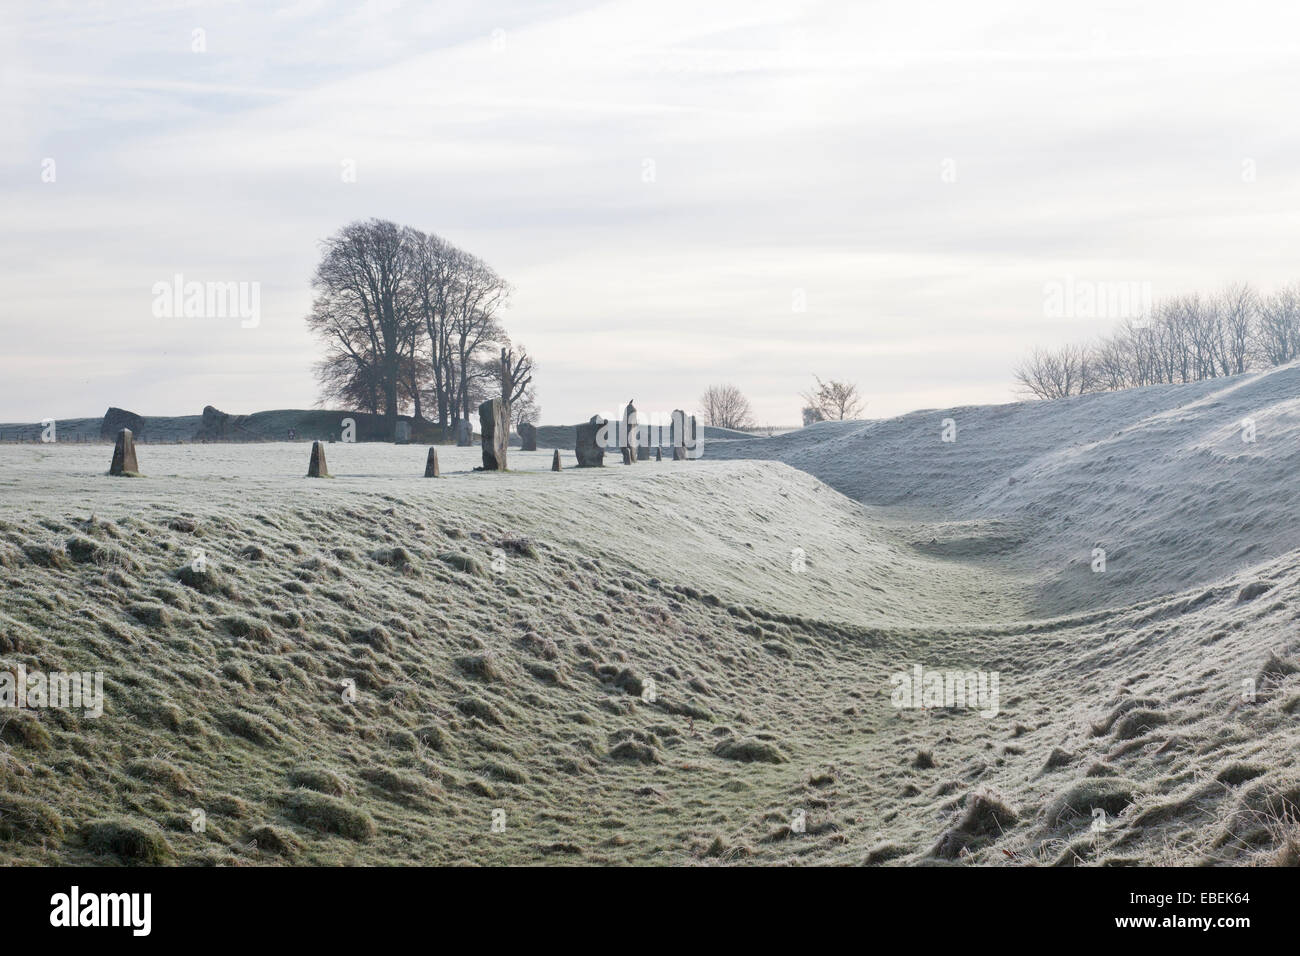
[1015,282,1300,399]
[307,219,537,432]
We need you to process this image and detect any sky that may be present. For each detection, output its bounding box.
[4,0,1300,425]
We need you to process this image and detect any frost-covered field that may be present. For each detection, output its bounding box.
[2,373,1300,866]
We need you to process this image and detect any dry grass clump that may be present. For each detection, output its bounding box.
[0,793,65,841]
[438,551,485,577]
[281,791,377,840]
[287,767,349,797]
[713,737,787,764]
[82,818,173,863]
[1043,778,1138,828]
[931,790,1019,859]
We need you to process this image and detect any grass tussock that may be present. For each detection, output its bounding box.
[281,791,377,840]
[83,819,173,863]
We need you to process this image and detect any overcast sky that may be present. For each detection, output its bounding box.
[4,0,1300,425]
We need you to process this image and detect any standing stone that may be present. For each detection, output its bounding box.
[108,428,140,476]
[552,448,562,471]
[101,407,145,442]
[395,420,411,444]
[656,446,662,462]
[479,398,509,471]
[622,400,638,464]
[455,419,472,447]
[519,422,538,452]
[424,447,440,477]
[671,409,687,451]
[307,441,330,478]
[575,416,606,467]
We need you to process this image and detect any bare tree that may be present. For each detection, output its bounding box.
[501,345,537,425]
[801,376,864,420]
[409,230,458,426]
[699,384,755,430]
[308,219,418,429]
[1255,283,1300,367]
[448,256,510,425]
[1213,282,1257,376]
[1013,344,1093,399]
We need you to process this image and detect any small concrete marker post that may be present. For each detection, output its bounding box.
[307,440,330,478]
[108,428,140,476]
[552,448,562,471]
[424,447,440,477]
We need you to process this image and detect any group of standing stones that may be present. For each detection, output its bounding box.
[106,401,695,478]
[575,401,696,468]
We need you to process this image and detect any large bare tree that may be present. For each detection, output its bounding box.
[308,219,418,429]
[310,222,534,437]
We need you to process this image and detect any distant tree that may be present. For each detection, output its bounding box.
[1255,283,1300,367]
[801,405,825,427]
[472,344,537,427]
[1013,343,1094,399]
[699,384,755,430]
[801,376,864,420]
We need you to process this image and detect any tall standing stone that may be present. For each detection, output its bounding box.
[307,440,330,478]
[575,416,606,467]
[670,409,687,460]
[424,447,440,477]
[479,399,508,471]
[670,409,686,448]
[622,400,638,464]
[519,422,538,451]
[552,448,562,471]
[108,428,140,476]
